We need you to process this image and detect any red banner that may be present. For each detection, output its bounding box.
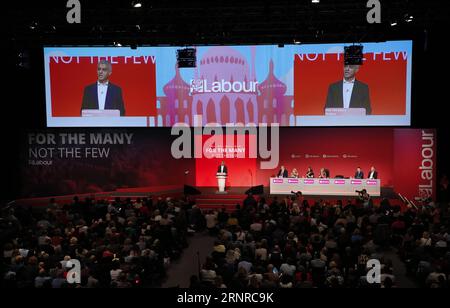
[394,129,436,201]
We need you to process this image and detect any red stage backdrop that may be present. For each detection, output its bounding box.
[21,128,435,201]
[49,56,157,117]
[256,128,394,187]
[195,133,257,187]
[22,129,193,197]
[294,52,407,115]
[255,128,436,200]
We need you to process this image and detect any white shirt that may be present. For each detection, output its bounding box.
[97,81,109,110]
[369,171,375,179]
[343,78,355,109]
[220,165,225,173]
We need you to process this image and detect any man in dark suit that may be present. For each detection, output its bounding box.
[354,167,364,179]
[277,166,289,178]
[324,64,371,115]
[368,166,378,179]
[217,161,228,175]
[81,59,126,116]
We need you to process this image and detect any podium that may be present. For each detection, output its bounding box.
[325,108,366,116]
[216,173,227,193]
[81,109,120,117]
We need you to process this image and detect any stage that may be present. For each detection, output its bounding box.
[14,184,404,211]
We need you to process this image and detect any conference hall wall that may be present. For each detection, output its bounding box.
[22,128,435,201]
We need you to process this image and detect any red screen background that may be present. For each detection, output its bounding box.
[294,52,407,115]
[49,56,157,117]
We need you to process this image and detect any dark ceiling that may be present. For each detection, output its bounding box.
[5,0,450,130]
[6,0,449,46]
[3,1,450,200]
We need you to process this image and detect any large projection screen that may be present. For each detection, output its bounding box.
[44,41,412,127]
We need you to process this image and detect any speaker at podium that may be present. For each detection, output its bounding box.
[245,185,264,195]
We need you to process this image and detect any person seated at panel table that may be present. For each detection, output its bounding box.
[354,167,364,179]
[291,168,299,178]
[319,168,330,179]
[277,166,289,178]
[305,167,315,178]
[368,166,378,179]
[319,168,325,178]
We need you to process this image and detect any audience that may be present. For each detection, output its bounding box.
[2,183,449,289]
[197,193,450,288]
[1,196,192,288]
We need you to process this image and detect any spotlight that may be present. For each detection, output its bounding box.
[132,1,142,8]
[17,50,31,69]
[390,21,398,26]
[29,21,38,30]
[312,0,320,3]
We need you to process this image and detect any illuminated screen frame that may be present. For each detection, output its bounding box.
[44,41,412,127]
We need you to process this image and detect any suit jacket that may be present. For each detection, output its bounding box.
[217,165,228,174]
[81,82,125,116]
[325,80,371,115]
[368,171,378,179]
[277,169,289,178]
[355,171,364,179]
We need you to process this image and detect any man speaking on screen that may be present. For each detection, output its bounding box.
[324,64,371,115]
[81,59,126,116]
